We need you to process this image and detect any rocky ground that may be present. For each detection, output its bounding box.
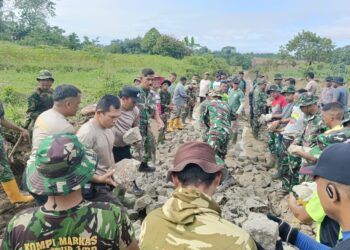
[0,106,315,249]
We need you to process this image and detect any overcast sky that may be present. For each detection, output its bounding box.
[49,0,350,53]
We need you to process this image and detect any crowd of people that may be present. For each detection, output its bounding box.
[0,68,349,249]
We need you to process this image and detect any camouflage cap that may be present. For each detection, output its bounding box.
[26,133,97,196]
[281,85,296,94]
[274,73,283,80]
[325,76,333,82]
[37,70,54,81]
[296,92,318,107]
[208,89,223,98]
[266,84,281,94]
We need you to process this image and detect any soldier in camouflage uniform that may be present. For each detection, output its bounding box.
[25,70,54,131]
[252,79,268,139]
[158,80,172,144]
[182,81,196,123]
[291,93,327,174]
[0,100,32,203]
[228,77,245,143]
[137,68,164,172]
[200,90,231,164]
[1,133,137,250]
[140,142,257,250]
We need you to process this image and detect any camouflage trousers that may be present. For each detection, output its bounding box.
[252,115,261,139]
[170,105,184,119]
[158,113,169,144]
[0,134,15,183]
[279,136,301,192]
[182,103,195,122]
[207,129,229,165]
[268,131,278,154]
[140,127,156,163]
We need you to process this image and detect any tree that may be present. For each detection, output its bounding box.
[141,27,161,53]
[67,32,81,50]
[280,30,335,65]
[153,35,190,59]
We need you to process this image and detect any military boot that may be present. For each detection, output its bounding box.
[167,119,174,132]
[266,153,276,169]
[175,118,184,130]
[138,162,155,172]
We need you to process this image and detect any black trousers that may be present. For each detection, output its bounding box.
[113,145,132,163]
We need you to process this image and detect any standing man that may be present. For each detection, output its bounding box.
[228,78,245,143]
[199,72,211,103]
[238,71,247,94]
[252,79,268,139]
[320,76,334,108]
[182,81,196,123]
[0,101,32,203]
[167,72,177,95]
[168,76,188,131]
[332,76,348,109]
[25,70,54,130]
[305,72,319,95]
[158,80,172,142]
[2,133,139,250]
[273,73,284,89]
[137,68,164,172]
[210,72,222,90]
[249,73,265,127]
[77,95,125,205]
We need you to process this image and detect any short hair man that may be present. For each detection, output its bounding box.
[77,95,125,205]
[199,72,211,103]
[285,77,296,86]
[139,142,257,250]
[113,86,144,195]
[167,72,177,94]
[25,70,54,130]
[320,76,334,107]
[274,73,284,88]
[26,84,82,204]
[1,133,139,250]
[168,76,188,131]
[305,72,319,95]
[268,143,350,250]
[332,77,348,109]
[137,68,164,172]
[238,71,247,93]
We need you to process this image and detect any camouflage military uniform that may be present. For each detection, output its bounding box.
[182,85,196,122]
[252,86,267,138]
[139,187,257,250]
[25,87,54,129]
[158,89,171,143]
[199,99,210,141]
[201,97,231,164]
[1,201,135,250]
[0,102,15,183]
[137,87,157,163]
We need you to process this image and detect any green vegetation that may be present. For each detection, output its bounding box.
[0,42,231,124]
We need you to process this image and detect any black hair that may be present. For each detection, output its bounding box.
[162,80,171,86]
[322,102,344,120]
[286,78,296,85]
[53,84,81,102]
[307,72,315,79]
[141,68,155,77]
[173,164,217,186]
[171,72,177,77]
[297,88,307,94]
[96,95,120,112]
[180,76,187,82]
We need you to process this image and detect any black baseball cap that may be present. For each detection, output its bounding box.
[161,80,172,86]
[120,86,142,103]
[300,143,350,185]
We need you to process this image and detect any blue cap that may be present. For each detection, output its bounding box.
[300,143,350,185]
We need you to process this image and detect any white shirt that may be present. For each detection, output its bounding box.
[199,79,211,97]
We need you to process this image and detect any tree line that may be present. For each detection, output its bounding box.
[1,0,349,70]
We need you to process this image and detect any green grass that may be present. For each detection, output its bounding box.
[0,42,231,125]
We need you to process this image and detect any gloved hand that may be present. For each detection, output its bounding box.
[267,213,299,245]
[264,113,273,122]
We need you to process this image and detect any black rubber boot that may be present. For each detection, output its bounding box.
[138,162,155,172]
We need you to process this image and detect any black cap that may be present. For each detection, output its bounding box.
[120,86,141,103]
[325,76,333,82]
[333,76,344,85]
[300,143,350,185]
